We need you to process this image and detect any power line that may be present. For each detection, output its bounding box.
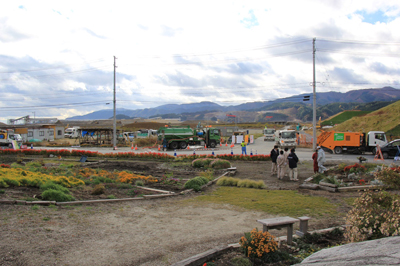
[121,39,311,60]
[121,50,311,67]
[318,38,400,46]
[0,58,108,74]
[318,48,400,58]
[0,65,111,81]
[0,100,111,110]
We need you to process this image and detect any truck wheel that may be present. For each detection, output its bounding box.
[179,142,187,149]
[382,152,389,159]
[334,146,343,154]
[170,142,178,150]
[209,141,216,148]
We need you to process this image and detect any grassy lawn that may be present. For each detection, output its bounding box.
[192,187,341,217]
[322,111,371,126]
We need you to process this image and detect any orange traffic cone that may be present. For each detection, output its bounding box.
[135,144,138,150]
[204,144,207,149]
[220,142,222,146]
[131,143,134,150]
[158,145,161,151]
[225,142,228,147]
[187,144,190,150]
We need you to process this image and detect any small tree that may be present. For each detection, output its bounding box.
[345,190,400,242]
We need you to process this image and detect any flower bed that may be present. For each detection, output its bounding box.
[0,149,271,161]
[304,163,397,192]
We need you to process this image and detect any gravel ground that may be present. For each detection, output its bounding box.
[0,160,354,266]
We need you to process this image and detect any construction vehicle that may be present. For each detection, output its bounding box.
[317,130,387,154]
[0,129,23,148]
[275,129,297,148]
[157,125,221,149]
[263,128,276,141]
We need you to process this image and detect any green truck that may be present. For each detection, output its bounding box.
[158,126,221,149]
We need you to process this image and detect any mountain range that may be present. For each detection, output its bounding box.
[66,87,400,121]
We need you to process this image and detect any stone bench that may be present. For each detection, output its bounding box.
[296,216,311,237]
[257,216,299,245]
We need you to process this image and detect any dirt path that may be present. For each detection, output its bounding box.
[0,160,353,266]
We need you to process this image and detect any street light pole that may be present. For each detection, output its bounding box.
[312,38,317,150]
[113,56,117,150]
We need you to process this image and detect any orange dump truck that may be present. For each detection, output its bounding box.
[317,130,387,154]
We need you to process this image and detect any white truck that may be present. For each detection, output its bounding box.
[275,129,297,148]
[64,127,80,138]
[263,128,276,141]
[0,130,23,148]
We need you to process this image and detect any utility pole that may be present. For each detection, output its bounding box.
[312,38,317,150]
[113,56,117,150]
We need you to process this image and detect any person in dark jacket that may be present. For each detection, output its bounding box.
[162,138,168,151]
[270,145,279,175]
[287,148,299,181]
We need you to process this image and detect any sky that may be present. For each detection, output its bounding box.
[1,0,400,123]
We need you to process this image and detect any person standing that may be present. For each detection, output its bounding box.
[317,146,327,173]
[241,140,247,155]
[276,150,285,180]
[312,149,318,174]
[288,148,299,181]
[162,137,168,151]
[270,145,279,175]
[284,147,289,176]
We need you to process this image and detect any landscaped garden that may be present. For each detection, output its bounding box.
[1,151,400,266]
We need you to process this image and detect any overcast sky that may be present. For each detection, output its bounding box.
[1,1,400,123]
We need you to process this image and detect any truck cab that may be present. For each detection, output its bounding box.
[0,130,23,148]
[263,128,276,141]
[366,131,387,154]
[123,132,135,141]
[276,129,297,148]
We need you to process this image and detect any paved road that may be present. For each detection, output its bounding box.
[34,137,399,165]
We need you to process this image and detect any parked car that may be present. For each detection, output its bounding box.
[379,139,400,159]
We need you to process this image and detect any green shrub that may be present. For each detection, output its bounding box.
[117,183,133,189]
[91,184,105,195]
[3,178,20,187]
[345,190,400,242]
[104,178,114,184]
[135,180,144,186]
[374,165,400,189]
[0,180,8,188]
[31,204,40,210]
[199,169,214,181]
[0,189,5,194]
[40,181,70,194]
[210,159,231,169]
[41,189,75,202]
[107,195,116,199]
[321,176,340,186]
[311,173,325,184]
[192,158,212,168]
[184,176,208,191]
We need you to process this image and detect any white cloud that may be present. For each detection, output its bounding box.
[0,0,399,123]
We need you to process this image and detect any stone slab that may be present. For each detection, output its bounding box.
[297,236,400,266]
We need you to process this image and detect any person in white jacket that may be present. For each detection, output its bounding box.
[317,146,327,173]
